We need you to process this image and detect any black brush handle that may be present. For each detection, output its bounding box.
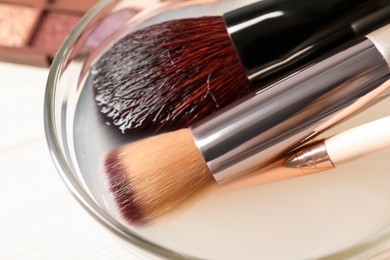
[224,0,390,87]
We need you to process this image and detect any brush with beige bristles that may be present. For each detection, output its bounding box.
[104,114,390,224]
[104,129,215,224]
[103,24,390,224]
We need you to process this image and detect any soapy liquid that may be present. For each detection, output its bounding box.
[73,74,390,260]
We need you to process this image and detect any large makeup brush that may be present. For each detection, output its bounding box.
[93,0,390,133]
[103,24,390,224]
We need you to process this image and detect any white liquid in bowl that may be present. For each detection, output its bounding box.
[71,73,390,259]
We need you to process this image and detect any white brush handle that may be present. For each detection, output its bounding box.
[325,115,390,166]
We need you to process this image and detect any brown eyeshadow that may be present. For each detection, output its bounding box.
[51,0,98,12]
[30,11,81,53]
[0,3,40,47]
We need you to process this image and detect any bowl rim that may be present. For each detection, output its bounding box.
[43,0,390,259]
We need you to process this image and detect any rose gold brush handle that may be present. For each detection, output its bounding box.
[219,115,390,193]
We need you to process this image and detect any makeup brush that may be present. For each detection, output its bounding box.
[93,0,390,133]
[218,115,390,193]
[103,24,390,224]
[284,115,390,173]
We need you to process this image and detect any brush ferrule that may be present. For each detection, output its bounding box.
[224,0,390,87]
[191,29,390,184]
[283,141,334,174]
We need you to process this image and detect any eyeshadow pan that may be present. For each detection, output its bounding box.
[0,3,40,47]
[30,11,81,53]
[52,0,98,11]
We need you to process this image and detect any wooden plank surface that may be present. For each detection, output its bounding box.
[0,62,138,259]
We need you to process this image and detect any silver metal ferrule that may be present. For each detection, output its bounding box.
[191,24,390,184]
[283,141,334,174]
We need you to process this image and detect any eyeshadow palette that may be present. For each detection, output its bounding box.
[0,0,98,67]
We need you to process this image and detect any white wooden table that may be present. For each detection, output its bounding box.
[0,62,138,259]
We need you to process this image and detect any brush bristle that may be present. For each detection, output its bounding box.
[93,16,252,134]
[104,129,215,224]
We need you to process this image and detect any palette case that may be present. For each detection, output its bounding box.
[0,0,98,67]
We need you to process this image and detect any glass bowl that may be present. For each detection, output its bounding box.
[44,0,390,259]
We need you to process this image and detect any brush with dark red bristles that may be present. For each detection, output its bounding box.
[93,0,390,133]
[93,17,251,134]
